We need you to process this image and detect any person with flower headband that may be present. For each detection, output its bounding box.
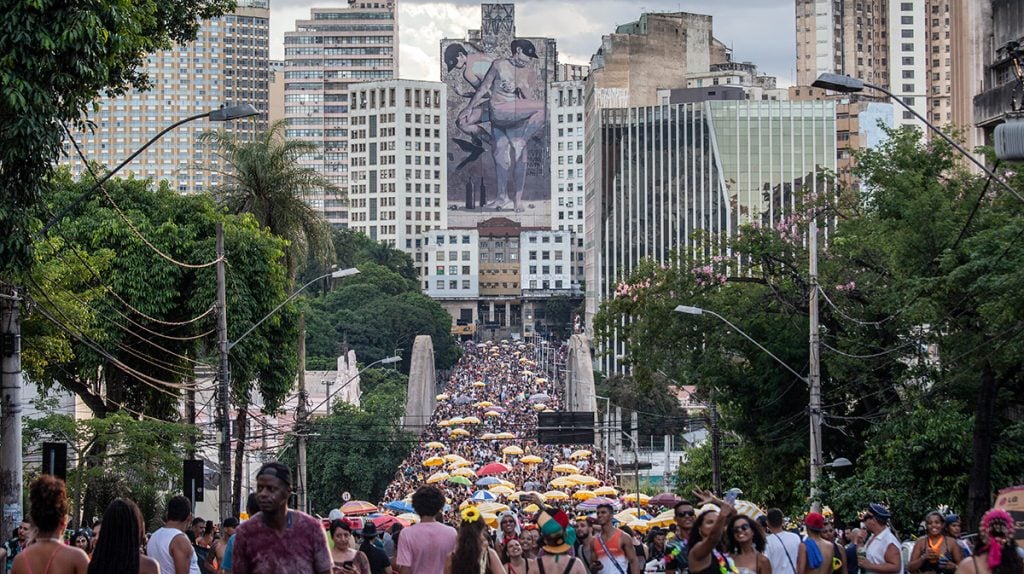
[444,506,504,574]
[687,489,739,574]
[954,509,1023,574]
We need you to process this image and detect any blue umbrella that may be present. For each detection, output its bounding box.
[383,500,414,513]
[475,477,501,487]
[471,490,498,501]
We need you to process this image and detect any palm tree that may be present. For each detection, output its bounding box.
[201,119,335,276]
[200,119,338,514]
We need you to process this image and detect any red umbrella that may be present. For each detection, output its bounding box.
[372,515,409,530]
[477,462,511,476]
[340,500,378,516]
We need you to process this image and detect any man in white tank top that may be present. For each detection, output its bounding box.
[148,495,201,574]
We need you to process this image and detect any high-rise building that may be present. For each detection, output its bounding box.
[549,80,586,292]
[63,1,271,192]
[441,4,558,229]
[283,2,398,228]
[794,0,959,133]
[585,100,837,372]
[347,79,448,249]
[950,0,991,156]
[269,60,285,125]
[971,0,1022,143]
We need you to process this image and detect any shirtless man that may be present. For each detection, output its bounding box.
[798,512,836,574]
[461,39,546,212]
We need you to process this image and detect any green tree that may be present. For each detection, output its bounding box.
[0,0,233,275]
[281,368,414,512]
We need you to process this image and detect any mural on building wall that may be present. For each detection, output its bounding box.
[442,3,554,228]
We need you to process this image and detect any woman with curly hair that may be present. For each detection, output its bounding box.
[11,475,89,574]
[909,512,962,574]
[725,514,771,574]
[445,506,504,574]
[688,490,738,574]
[87,498,159,574]
[954,509,1023,574]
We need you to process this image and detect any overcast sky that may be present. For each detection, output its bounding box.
[270,0,796,86]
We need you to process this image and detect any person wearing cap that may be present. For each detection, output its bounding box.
[230,461,332,574]
[942,517,970,559]
[535,507,586,574]
[858,504,902,574]
[909,512,962,574]
[798,512,837,574]
[358,521,393,574]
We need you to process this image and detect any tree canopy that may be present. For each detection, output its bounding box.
[594,127,1024,528]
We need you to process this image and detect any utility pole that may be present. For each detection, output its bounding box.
[710,401,722,496]
[808,214,823,509]
[631,410,639,493]
[1,285,24,538]
[215,223,232,521]
[296,315,308,513]
[663,434,671,493]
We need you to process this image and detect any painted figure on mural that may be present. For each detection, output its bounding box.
[460,39,546,212]
[445,43,496,169]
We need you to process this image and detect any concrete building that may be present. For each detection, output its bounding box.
[795,0,890,88]
[441,4,558,229]
[585,100,836,373]
[683,61,788,102]
[588,12,730,108]
[269,60,285,125]
[549,80,587,293]
[416,228,480,323]
[973,0,1024,142]
[283,2,398,228]
[348,79,447,248]
[63,1,270,192]
[557,63,590,81]
[951,0,993,155]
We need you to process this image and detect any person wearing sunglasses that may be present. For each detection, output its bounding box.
[725,515,770,574]
[665,500,696,574]
[858,505,902,574]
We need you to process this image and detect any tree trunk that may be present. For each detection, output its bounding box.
[231,402,248,517]
[966,361,998,529]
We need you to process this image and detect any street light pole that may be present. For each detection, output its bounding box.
[1,285,23,539]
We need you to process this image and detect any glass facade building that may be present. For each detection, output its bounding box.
[585,100,836,373]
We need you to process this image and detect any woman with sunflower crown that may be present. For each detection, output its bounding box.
[445,506,504,574]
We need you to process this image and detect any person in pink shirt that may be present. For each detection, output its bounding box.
[396,487,457,574]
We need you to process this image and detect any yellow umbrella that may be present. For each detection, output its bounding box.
[502,445,524,455]
[472,381,487,387]
[573,490,596,501]
[535,377,548,384]
[615,508,643,523]
[397,512,421,524]
[549,476,578,488]
[594,486,619,497]
[622,493,651,505]
[448,417,465,425]
[569,450,592,460]
[484,411,502,417]
[532,403,547,411]
[524,503,540,513]
[443,454,465,463]
[451,467,476,477]
[438,420,452,427]
[553,463,580,474]
[648,509,675,528]
[489,485,515,496]
[425,441,445,449]
[449,428,470,437]
[462,416,481,424]
[483,512,499,528]
[436,394,449,401]
[520,455,543,464]
[627,519,651,532]
[496,432,516,440]
[423,456,445,467]
[568,474,601,486]
[451,460,474,468]
[543,490,569,501]
[522,370,535,376]
[477,502,510,515]
[426,471,449,484]
[481,432,498,440]
[475,401,494,408]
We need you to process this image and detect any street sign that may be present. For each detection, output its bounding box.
[537,411,595,444]
[341,491,351,502]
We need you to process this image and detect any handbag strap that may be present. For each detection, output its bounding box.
[597,532,628,574]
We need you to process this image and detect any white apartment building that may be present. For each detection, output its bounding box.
[549,80,586,291]
[348,79,447,249]
[889,0,929,131]
[520,231,573,293]
[63,1,270,192]
[415,229,480,311]
[684,61,789,101]
[283,3,398,227]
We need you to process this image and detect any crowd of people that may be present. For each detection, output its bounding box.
[2,338,1021,574]
[381,340,616,524]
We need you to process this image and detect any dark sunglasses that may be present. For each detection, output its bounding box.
[732,524,751,533]
[676,510,696,518]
